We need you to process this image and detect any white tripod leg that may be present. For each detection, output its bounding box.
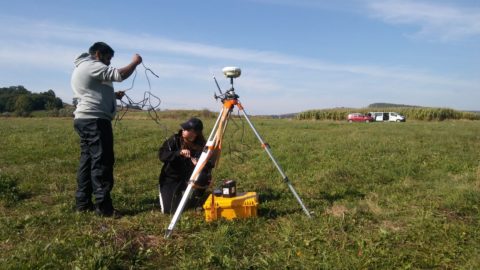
[164,107,229,238]
[164,147,212,238]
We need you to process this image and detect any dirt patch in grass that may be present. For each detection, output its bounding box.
[0,239,15,254]
[381,220,403,232]
[326,204,348,218]
[136,234,163,248]
[111,227,165,250]
[439,208,476,224]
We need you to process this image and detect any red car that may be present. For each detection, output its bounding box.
[347,113,374,123]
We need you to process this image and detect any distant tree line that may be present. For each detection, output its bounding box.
[368,103,419,108]
[0,86,64,116]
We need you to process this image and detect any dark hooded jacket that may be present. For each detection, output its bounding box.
[158,131,211,186]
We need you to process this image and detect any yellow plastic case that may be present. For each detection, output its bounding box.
[203,192,259,221]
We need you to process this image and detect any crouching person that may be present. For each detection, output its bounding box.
[158,118,212,214]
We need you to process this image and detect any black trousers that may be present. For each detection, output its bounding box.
[159,181,206,214]
[74,118,115,214]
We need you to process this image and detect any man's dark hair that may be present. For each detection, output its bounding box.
[89,42,115,57]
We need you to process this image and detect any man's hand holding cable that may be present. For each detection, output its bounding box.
[115,91,125,100]
[131,54,142,66]
[118,54,143,80]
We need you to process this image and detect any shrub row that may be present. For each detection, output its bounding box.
[297,107,480,121]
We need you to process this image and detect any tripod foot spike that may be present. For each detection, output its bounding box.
[164,229,173,239]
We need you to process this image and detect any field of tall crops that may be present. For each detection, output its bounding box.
[297,107,480,121]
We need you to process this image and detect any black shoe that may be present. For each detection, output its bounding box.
[76,204,95,212]
[95,208,123,219]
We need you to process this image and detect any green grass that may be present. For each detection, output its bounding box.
[1,116,479,269]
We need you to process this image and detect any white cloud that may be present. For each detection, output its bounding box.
[0,15,478,114]
[367,0,480,41]
[0,15,473,87]
[0,41,77,70]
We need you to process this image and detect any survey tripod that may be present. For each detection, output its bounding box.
[164,67,311,239]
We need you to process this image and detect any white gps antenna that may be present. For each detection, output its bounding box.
[214,67,242,101]
[222,66,241,79]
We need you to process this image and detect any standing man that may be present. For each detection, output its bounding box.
[71,42,142,217]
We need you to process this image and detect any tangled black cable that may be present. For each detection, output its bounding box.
[114,62,165,128]
[223,109,254,163]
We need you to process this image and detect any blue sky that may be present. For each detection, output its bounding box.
[0,0,479,114]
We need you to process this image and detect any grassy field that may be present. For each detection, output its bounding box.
[1,115,479,269]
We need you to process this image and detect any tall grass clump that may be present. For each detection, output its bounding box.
[0,173,22,206]
[296,108,353,121]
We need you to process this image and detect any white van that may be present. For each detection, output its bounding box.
[369,112,406,122]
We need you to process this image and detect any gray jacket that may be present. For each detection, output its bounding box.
[71,53,123,120]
